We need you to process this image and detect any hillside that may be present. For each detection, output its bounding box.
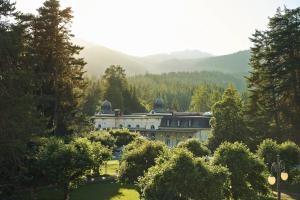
[152,50,250,73]
[76,39,251,76]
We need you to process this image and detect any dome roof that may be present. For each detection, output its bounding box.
[154,97,164,110]
[101,100,112,113]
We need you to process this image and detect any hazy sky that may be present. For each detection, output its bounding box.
[15,0,300,56]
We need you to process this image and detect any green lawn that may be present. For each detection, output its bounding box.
[101,160,120,176]
[20,182,139,200]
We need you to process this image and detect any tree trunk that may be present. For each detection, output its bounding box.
[63,183,70,200]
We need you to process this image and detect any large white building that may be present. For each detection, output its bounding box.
[94,98,211,147]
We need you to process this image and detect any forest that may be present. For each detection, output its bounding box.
[1,0,300,199]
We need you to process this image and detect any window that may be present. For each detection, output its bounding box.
[136,124,140,128]
[177,120,181,127]
[119,124,123,128]
[97,124,101,130]
[188,120,192,127]
[127,124,131,128]
[165,135,170,146]
[151,125,155,130]
[167,119,170,127]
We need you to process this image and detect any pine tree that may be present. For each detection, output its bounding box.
[247,7,300,144]
[30,0,86,135]
[0,0,43,186]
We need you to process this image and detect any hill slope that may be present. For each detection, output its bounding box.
[76,39,251,76]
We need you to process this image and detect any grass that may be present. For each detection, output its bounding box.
[100,160,120,176]
[19,182,139,200]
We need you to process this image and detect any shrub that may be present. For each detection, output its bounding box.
[177,138,210,157]
[119,140,167,184]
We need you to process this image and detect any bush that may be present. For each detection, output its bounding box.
[279,141,300,169]
[33,137,111,200]
[139,148,229,200]
[214,142,271,200]
[119,140,167,184]
[109,129,139,147]
[256,139,280,169]
[86,131,116,149]
[177,138,210,157]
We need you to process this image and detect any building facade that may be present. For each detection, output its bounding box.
[94,99,212,147]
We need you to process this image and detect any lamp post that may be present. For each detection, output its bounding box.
[267,154,288,200]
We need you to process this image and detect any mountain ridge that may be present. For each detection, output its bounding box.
[75,39,251,76]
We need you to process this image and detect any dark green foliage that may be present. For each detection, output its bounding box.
[213,142,270,200]
[102,65,145,113]
[119,140,167,184]
[34,137,111,200]
[86,131,116,150]
[208,85,249,150]
[0,0,45,190]
[247,7,300,144]
[177,138,210,157]
[109,129,140,148]
[128,71,247,112]
[256,139,280,169]
[139,148,230,200]
[29,0,87,135]
[279,141,300,169]
[81,78,102,116]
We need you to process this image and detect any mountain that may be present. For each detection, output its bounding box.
[76,39,251,76]
[140,50,212,63]
[153,50,251,74]
[76,40,147,76]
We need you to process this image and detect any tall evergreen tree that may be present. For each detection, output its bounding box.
[208,85,249,150]
[102,65,145,113]
[30,0,86,135]
[247,7,300,144]
[0,0,43,187]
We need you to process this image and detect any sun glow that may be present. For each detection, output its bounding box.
[16,0,300,56]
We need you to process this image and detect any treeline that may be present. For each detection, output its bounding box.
[127,71,247,111]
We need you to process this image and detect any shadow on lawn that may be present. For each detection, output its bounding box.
[71,181,136,200]
[18,181,139,200]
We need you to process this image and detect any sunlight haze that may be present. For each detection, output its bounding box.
[15,0,300,56]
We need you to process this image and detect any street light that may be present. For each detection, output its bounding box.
[267,154,288,200]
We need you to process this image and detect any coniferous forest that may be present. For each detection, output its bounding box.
[1,0,300,200]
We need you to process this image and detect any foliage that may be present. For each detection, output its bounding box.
[247,7,300,144]
[177,138,210,157]
[213,142,270,200]
[109,129,140,148]
[81,78,102,116]
[208,85,249,150]
[189,84,223,112]
[0,0,46,191]
[35,137,111,200]
[256,139,280,169]
[128,71,247,112]
[279,141,300,169]
[102,65,145,114]
[86,131,116,150]
[28,0,87,135]
[139,148,230,200]
[119,140,167,184]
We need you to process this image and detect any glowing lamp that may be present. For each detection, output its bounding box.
[281,172,288,181]
[268,176,276,185]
